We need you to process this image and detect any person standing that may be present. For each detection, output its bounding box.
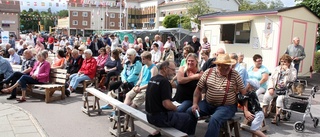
[89,37,104,56]
[188,35,201,54]
[145,61,193,136]
[48,34,55,51]
[285,37,306,76]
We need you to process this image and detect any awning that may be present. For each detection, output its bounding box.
[204,20,250,26]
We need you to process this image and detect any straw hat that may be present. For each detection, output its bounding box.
[214,54,236,65]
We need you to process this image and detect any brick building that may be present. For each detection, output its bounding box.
[0,0,21,38]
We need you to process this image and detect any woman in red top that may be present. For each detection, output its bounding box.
[68,49,97,92]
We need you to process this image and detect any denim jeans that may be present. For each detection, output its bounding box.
[69,74,91,89]
[0,72,25,97]
[146,111,193,135]
[186,100,237,137]
[18,75,42,90]
[177,100,192,112]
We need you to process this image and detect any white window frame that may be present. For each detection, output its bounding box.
[118,22,123,27]
[82,21,87,26]
[220,21,251,44]
[72,20,78,25]
[110,22,115,27]
[110,13,115,18]
[82,12,88,17]
[72,11,78,16]
[118,13,123,18]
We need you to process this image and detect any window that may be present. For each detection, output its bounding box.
[82,21,87,26]
[72,20,78,25]
[72,11,78,16]
[82,12,88,17]
[118,22,123,27]
[1,24,10,27]
[110,13,115,18]
[221,21,251,44]
[118,13,123,18]
[110,22,115,27]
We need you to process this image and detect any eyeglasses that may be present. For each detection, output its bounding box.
[79,50,83,51]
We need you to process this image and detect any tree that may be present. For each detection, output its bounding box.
[185,0,212,30]
[58,10,69,18]
[239,0,254,11]
[162,15,180,28]
[268,0,284,9]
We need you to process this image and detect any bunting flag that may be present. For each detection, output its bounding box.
[49,2,52,7]
[0,1,2,4]
[27,2,30,6]
[20,1,23,5]
[56,3,59,7]
[34,2,37,6]
[95,1,98,8]
[97,10,100,15]
[6,1,9,5]
[41,2,45,6]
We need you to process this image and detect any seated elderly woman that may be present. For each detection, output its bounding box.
[261,54,296,124]
[1,52,51,103]
[109,48,142,99]
[67,49,97,93]
[8,48,21,64]
[173,53,203,112]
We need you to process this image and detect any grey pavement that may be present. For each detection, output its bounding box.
[0,103,46,137]
[1,73,320,137]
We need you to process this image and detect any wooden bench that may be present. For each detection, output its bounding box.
[27,69,67,103]
[82,87,188,137]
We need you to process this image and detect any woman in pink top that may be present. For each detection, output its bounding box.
[1,52,51,102]
[96,47,109,71]
[34,40,45,53]
[36,34,44,43]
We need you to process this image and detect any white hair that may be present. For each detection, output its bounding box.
[192,35,197,39]
[134,44,140,49]
[129,43,135,49]
[8,48,15,53]
[145,36,149,40]
[84,49,93,56]
[293,37,300,41]
[126,48,136,56]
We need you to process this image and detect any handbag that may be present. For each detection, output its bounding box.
[274,72,287,95]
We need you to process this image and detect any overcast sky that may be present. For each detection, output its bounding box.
[20,0,298,13]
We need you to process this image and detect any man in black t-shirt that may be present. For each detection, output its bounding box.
[145,61,193,136]
[188,35,201,54]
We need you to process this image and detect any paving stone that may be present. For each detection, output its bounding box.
[16,133,41,137]
[0,109,18,117]
[13,125,38,134]
[0,124,13,132]
[10,120,34,126]
[0,131,15,137]
[8,113,30,121]
[0,116,10,125]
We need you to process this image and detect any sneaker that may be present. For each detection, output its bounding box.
[6,96,17,100]
[65,90,70,97]
[101,104,113,110]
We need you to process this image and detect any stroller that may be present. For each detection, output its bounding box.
[275,82,319,132]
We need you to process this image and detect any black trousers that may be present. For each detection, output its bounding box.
[0,72,24,97]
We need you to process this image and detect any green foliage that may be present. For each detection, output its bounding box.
[185,0,212,30]
[162,15,180,28]
[20,9,69,32]
[58,10,69,18]
[239,0,284,11]
[314,52,320,72]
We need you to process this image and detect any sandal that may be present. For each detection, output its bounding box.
[16,98,26,103]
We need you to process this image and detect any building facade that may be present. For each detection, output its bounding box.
[0,0,21,38]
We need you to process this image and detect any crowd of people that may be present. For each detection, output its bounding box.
[0,32,306,137]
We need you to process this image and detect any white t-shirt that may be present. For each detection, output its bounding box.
[151,50,161,63]
[111,38,119,51]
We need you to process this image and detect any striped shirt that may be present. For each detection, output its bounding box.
[198,68,245,106]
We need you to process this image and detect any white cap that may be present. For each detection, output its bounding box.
[164,43,171,49]
[67,45,73,50]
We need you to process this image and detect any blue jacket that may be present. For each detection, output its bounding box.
[0,56,13,78]
[121,57,142,85]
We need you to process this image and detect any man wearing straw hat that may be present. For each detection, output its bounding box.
[187,54,248,137]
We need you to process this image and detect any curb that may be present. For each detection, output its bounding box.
[6,103,48,137]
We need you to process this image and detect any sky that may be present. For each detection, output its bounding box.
[20,0,67,13]
[251,0,297,7]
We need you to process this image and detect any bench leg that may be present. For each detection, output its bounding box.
[45,89,50,103]
[61,87,65,100]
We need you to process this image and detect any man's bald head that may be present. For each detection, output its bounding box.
[213,48,225,57]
